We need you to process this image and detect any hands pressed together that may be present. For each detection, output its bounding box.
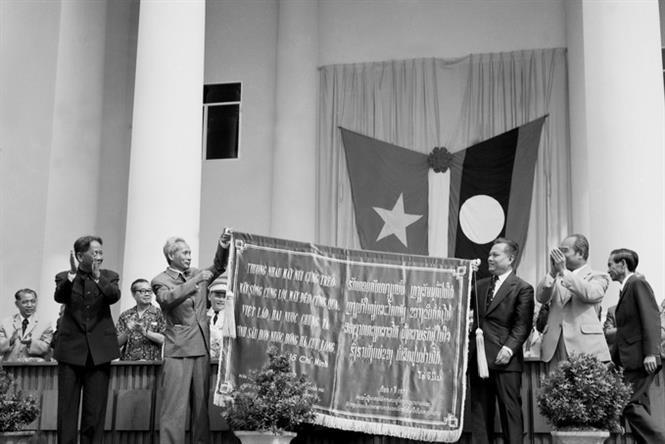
[549,248,566,277]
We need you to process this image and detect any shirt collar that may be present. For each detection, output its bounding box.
[166,266,189,280]
[494,269,512,288]
[571,264,585,275]
[620,272,634,291]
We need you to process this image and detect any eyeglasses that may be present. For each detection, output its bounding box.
[134,289,153,295]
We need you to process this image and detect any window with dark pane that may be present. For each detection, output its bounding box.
[203,83,241,159]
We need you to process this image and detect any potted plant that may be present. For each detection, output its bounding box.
[0,367,40,444]
[536,353,632,444]
[222,346,319,444]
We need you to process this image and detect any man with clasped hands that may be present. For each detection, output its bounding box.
[152,229,231,444]
[53,235,121,444]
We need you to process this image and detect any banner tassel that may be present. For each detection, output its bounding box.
[471,259,489,379]
[475,328,490,379]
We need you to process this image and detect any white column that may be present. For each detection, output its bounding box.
[39,0,108,323]
[121,0,206,310]
[566,0,665,303]
[270,0,319,242]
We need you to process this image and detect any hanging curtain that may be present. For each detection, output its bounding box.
[316,48,570,285]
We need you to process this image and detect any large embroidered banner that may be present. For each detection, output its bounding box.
[215,232,473,442]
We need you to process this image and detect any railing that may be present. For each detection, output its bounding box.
[4,361,659,443]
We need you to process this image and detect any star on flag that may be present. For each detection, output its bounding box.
[373,194,423,247]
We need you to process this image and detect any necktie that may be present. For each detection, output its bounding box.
[213,311,219,325]
[21,318,29,336]
[486,276,498,310]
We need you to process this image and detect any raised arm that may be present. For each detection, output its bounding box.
[54,271,73,304]
[561,270,609,305]
[536,274,555,304]
[97,270,121,305]
[27,323,54,358]
[153,272,211,312]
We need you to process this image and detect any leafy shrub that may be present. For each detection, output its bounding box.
[222,346,318,434]
[537,353,631,432]
[0,367,40,432]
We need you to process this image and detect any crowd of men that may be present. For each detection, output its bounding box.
[2,232,665,443]
[468,235,665,444]
[0,232,231,444]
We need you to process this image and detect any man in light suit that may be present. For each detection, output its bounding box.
[536,234,610,368]
[54,235,121,444]
[0,288,54,362]
[607,248,665,444]
[152,230,231,444]
[469,238,534,444]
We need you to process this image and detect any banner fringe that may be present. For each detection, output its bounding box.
[314,414,462,443]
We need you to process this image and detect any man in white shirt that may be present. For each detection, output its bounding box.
[207,275,228,361]
[536,234,610,368]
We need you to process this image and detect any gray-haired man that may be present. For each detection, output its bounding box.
[152,230,231,444]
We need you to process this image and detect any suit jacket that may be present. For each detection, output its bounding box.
[0,313,54,362]
[152,242,228,358]
[53,269,121,366]
[612,274,661,370]
[603,305,617,356]
[470,271,534,372]
[536,265,610,362]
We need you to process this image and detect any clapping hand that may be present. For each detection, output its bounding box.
[69,250,78,274]
[91,257,101,280]
[20,334,32,346]
[549,248,566,277]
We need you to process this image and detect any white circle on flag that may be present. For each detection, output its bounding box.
[459,195,505,244]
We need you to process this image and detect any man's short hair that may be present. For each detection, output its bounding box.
[568,233,589,260]
[130,278,150,293]
[163,236,187,265]
[610,248,639,272]
[73,235,103,255]
[493,237,519,260]
[14,288,37,301]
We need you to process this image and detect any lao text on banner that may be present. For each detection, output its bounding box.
[215,232,473,442]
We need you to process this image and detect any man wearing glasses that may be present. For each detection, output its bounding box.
[116,278,165,360]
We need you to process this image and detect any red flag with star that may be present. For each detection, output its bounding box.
[340,128,429,254]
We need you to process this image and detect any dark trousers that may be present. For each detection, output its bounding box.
[623,368,665,444]
[469,370,523,444]
[57,357,111,444]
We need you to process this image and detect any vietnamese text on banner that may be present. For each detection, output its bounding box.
[214,232,473,442]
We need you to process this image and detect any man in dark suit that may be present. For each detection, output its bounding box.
[468,238,534,444]
[152,230,230,444]
[607,248,665,443]
[54,235,121,444]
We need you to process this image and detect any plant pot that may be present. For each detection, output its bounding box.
[551,430,610,444]
[0,431,35,444]
[234,431,296,444]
